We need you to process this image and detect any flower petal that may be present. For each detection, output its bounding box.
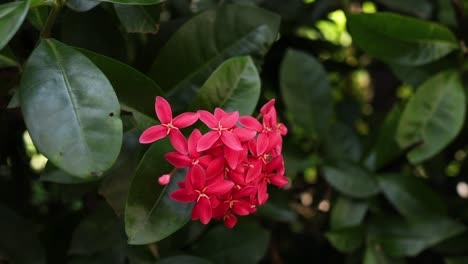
[190,164,206,191]
[224,146,241,170]
[270,174,289,187]
[214,108,227,120]
[239,116,263,131]
[224,214,238,228]
[233,186,257,199]
[193,196,212,224]
[198,110,218,128]
[155,96,172,124]
[170,189,196,203]
[206,157,226,179]
[139,125,168,144]
[169,129,188,154]
[257,181,268,205]
[165,152,192,168]
[232,201,251,216]
[197,131,221,152]
[260,98,276,115]
[257,132,270,155]
[205,180,234,196]
[173,112,199,128]
[234,128,257,141]
[221,132,243,151]
[188,129,202,156]
[220,111,239,128]
[245,161,262,183]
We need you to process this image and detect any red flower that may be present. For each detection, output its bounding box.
[139,96,198,153]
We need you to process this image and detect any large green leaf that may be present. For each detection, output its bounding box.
[148,4,279,112]
[191,222,270,264]
[66,0,100,12]
[0,46,17,68]
[0,204,46,264]
[0,0,30,50]
[19,39,122,178]
[324,122,362,162]
[330,196,368,230]
[99,129,146,216]
[363,243,406,264]
[114,4,160,34]
[125,138,192,245]
[280,48,332,138]
[191,56,260,116]
[40,162,100,184]
[368,215,465,257]
[374,0,432,18]
[322,161,379,198]
[376,173,447,221]
[77,48,163,118]
[347,12,458,66]
[396,71,466,164]
[26,6,48,31]
[326,226,364,253]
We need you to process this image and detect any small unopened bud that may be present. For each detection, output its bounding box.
[158,174,171,185]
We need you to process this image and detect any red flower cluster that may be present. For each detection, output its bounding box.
[139,96,288,228]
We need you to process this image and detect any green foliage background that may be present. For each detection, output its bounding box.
[1,0,468,263]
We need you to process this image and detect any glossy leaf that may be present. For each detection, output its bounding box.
[280,48,332,138]
[40,162,100,184]
[157,256,213,264]
[114,4,160,34]
[99,129,146,216]
[125,138,192,245]
[376,173,447,221]
[330,196,368,230]
[324,122,362,162]
[396,71,466,164]
[348,12,458,66]
[375,0,432,18]
[191,56,261,116]
[19,39,122,178]
[364,105,403,171]
[191,221,270,264]
[66,0,100,12]
[326,226,364,253]
[0,204,46,264]
[368,215,465,257]
[77,48,163,118]
[0,46,17,68]
[148,4,280,112]
[322,161,379,198]
[26,6,48,31]
[0,0,30,50]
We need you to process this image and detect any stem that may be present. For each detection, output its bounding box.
[40,0,64,38]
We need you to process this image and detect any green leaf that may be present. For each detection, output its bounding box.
[363,243,406,264]
[96,0,165,5]
[324,122,362,162]
[40,162,100,184]
[148,4,279,112]
[376,173,447,221]
[368,215,465,257]
[114,4,160,34]
[0,0,30,50]
[125,138,192,245]
[26,6,48,31]
[19,39,122,178]
[322,161,379,198]
[0,46,17,68]
[396,71,466,164]
[280,48,332,138]
[347,12,458,66]
[0,204,46,264]
[99,129,146,216]
[374,0,432,18]
[191,56,261,116]
[7,89,20,108]
[330,196,368,230]
[77,47,163,118]
[257,188,297,223]
[191,221,270,264]
[66,0,100,12]
[157,256,213,264]
[326,226,364,253]
[364,104,403,171]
